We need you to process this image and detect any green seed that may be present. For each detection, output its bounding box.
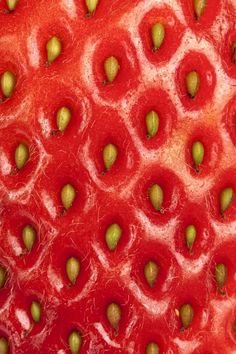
[66,257,80,285]
[185,71,200,98]
[56,106,71,132]
[0,266,6,289]
[151,23,165,52]
[0,337,9,354]
[145,111,159,138]
[149,184,163,212]
[6,0,18,11]
[232,42,236,63]
[22,225,36,252]
[185,224,197,252]
[105,223,122,251]
[144,261,159,288]
[1,70,16,98]
[220,187,234,216]
[146,342,159,354]
[194,0,206,19]
[30,301,41,323]
[103,143,118,171]
[15,143,29,170]
[104,56,120,83]
[85,0,99,13]
[191,141,204,171]
[180,304,194,330]
[106,303,121,334]
[68,330,82,354]
[215,263,227,293]
[46,36,62,64]
[61,184,76,210]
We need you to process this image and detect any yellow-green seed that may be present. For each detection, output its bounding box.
[85,0,99,13]
[106,303,121,334]
[186,71,200,98]
[193,0,206,19]
[191,141,204,170]
[68,330,82,354]
[15,143,29,170]
[185,224,197,251]
[151,22,165,51]
[215,263,227,292]
[6,0,18,11]
[56,107,71,132]
[1,70,16,98]
[103,143,118,171]
[0,337,9,354]
[61,184,76,210]
[66,257,80,285]
[0,266,6,289]
[180,304,194,329]
[22,225,36,251]
[220,187,234,216]
[105,223,122,251]
[30,301,41,323]
[144,261,159,288]
[46,36,62,64]
[145,111,159,138]
[146,342,159,354]
[104,56,120,83]
[149,184,163,212]
[232,42,236,63]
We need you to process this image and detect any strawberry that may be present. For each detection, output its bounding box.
[0,0,236,353]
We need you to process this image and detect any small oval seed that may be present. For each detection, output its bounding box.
[106,303,121,334]
[22,225,36,251]
[104,56,120,83]
[1,70,16,98]
[146,342,159,354]
[68,330,82,354]
[180,304,194,330]
[0,337,9,354]
[146,111,159,138]
[232,42,236,63]
[61,184,76,210]
[56,107,71,132]
[46,36,62,64]
[144,261,159,288]
[6,0,18,11]
[0,266,7,289]
[185,224,197,252]
[66,257,80,285]
[149,184,163,212]
[105,223,122,251]
[103,143,118,171]
[194,0,206,19]
[15,143,29,170]
[30,301,41,323]
[186,71,200,98]
[220,187,234,216]
[191,141,204,171]
[85,0,99,13]
[215,263,227,293]
[151,23,165,52]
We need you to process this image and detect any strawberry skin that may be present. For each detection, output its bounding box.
[0,0,236,353]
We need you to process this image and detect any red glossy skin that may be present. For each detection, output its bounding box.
[0,1,236,353]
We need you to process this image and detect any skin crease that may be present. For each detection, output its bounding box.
[0,0,235,353]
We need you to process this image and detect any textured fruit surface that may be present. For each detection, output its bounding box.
[0,0,236,353]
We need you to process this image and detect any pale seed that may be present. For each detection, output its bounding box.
[1,70,16,98]
[0,337,9,354]
[104,56,120,83]
[30,301,41,323]
[68,330,82,354]
[85,0,99,13]
[215,263,227,293]
[185,224,197,252]
[220,187,234,216]
[151,22,165,52]
[105,223,122,251]
[61,184,76,210]
[15,143,29,170]
[180,304,194,330]
[56,107,71,132]
[146,111,159,138]
[103,143,118,171]
[106,303,121,335]
[0,266,6,289]
[66,257,80,285]
[6,0,18,11]
[144,261,159,288]
[149,184,163,212]
[186,70,200,98]
[191,141,204,171]
[22,225,36,251]
[46,36,62,64]
[146,342,159,354]
[194,0,206,20]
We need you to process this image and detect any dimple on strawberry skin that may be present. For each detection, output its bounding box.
[0,0,236,353]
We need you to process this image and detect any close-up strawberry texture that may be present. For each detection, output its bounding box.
[0,0,236,353]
